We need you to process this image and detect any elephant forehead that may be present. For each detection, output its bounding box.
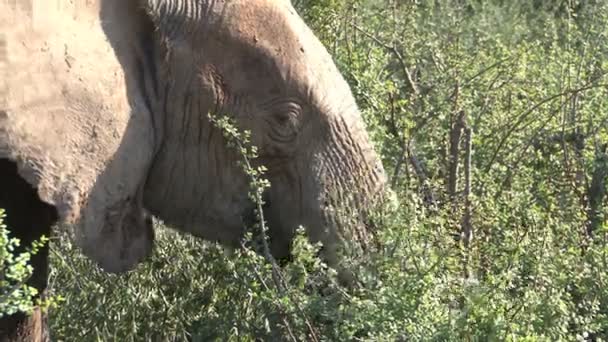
[214,0,347,97]
[226,1,305,55]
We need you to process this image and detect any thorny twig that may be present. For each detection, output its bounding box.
[236,138,320,342]
[386,92,437,206]
[210,114,320,341]
[242,250,299,342]
[484,83,608,175]
[349,22,419,96]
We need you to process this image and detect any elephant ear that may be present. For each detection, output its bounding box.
[0,1,156,273]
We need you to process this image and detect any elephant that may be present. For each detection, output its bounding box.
[0,0,386,340]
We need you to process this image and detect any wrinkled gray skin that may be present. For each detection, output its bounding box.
[0,0,386,275]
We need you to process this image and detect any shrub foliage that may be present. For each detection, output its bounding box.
[0,209,54,318]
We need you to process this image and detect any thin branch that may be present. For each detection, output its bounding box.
[461,58,510,89]
[408,141,437,207]
[243,254,299,342]
[239,144,321,342]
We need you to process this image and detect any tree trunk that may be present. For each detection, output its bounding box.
[461,126,473,250]
[586,145,608,239]
[0,159,57,342]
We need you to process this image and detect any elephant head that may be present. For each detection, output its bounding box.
[0,0,386,273]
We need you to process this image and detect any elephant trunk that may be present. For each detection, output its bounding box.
[315,107,387,250]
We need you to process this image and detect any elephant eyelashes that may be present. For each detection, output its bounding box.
[273,108,298,130]
[274,111,293,125]
[267,101,302,141]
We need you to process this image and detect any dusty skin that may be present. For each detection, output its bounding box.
[1,3,387,338]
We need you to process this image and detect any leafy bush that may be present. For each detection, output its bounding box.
[0,209,50,317]
[48,0,608,340]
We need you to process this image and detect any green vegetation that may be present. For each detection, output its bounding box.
[0,209,51,317]
[46,0,608,340]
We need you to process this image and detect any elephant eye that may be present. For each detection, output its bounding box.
[274,111,293,125]
[263,99,303,146]
[274,109,298,126]
[272,101,301,129]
